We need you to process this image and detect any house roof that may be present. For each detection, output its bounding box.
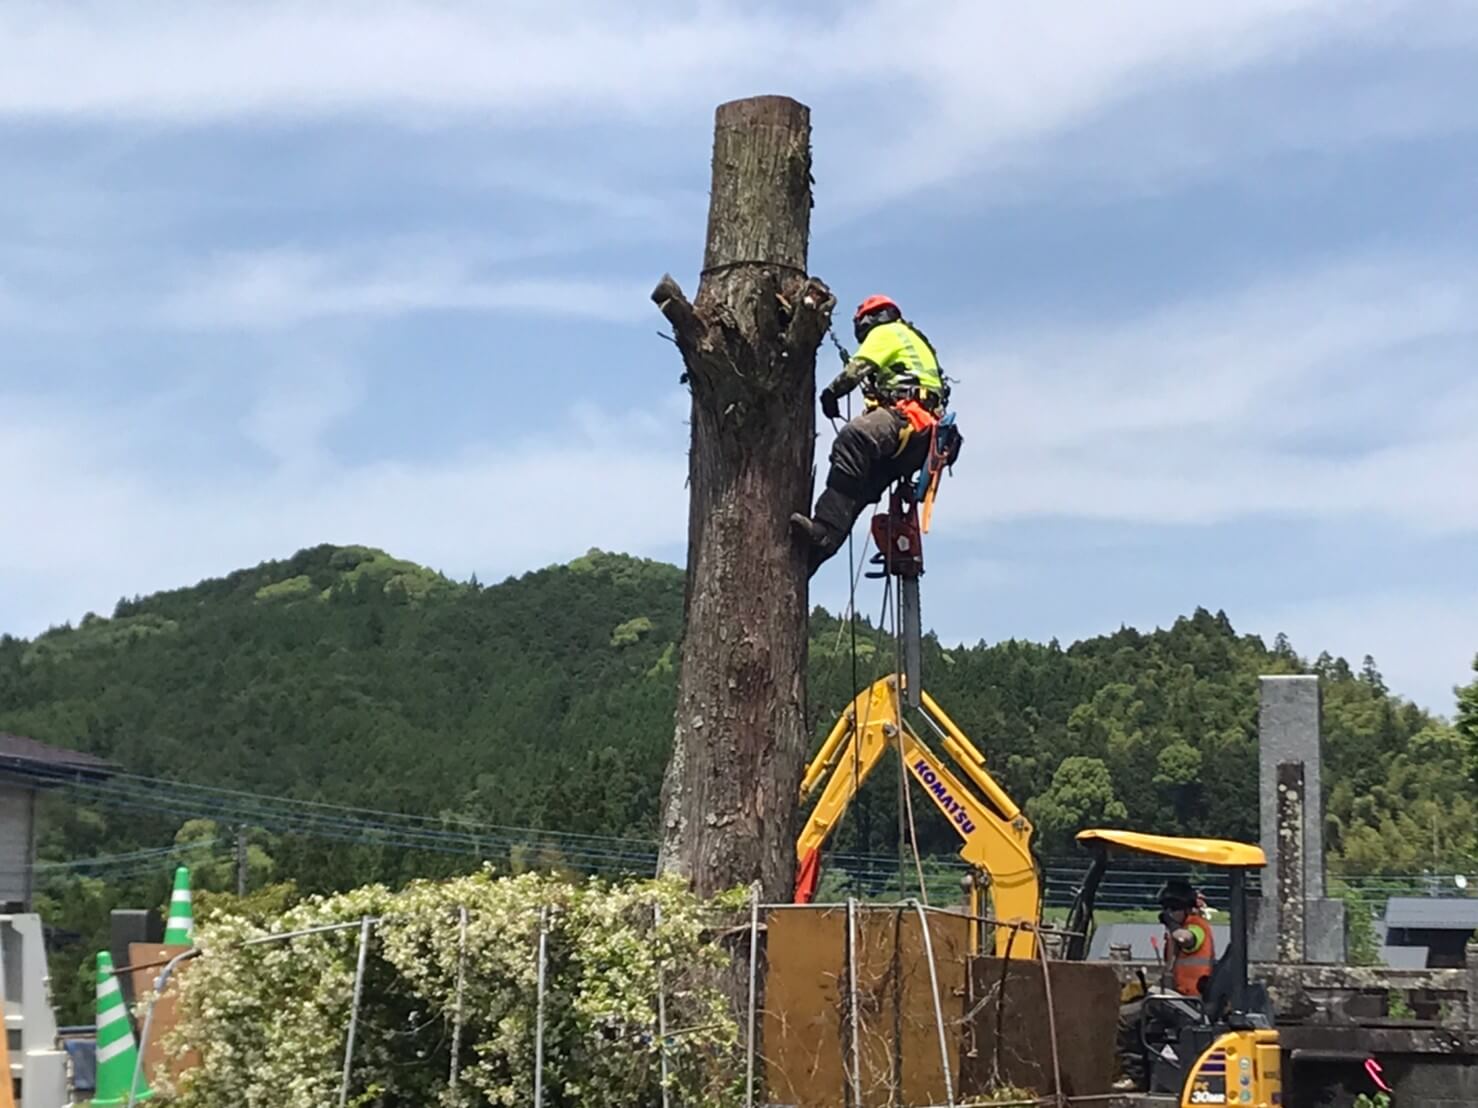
[0,732,115,781]
[1384,897,1478,930]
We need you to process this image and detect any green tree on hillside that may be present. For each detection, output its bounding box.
[1026,757,1129,852]
[1458,655,1478,784]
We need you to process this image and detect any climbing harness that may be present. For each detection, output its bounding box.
[914,410,962,534]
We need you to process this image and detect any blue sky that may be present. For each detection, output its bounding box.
[2,1,1475,714]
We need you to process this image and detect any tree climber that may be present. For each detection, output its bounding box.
[790,294,957,576]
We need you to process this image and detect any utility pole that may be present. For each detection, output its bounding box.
[651,95,834,905]
[235,825,247,897]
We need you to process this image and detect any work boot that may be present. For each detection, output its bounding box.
[789,513,838,576]
[788,512,823,543]
[790,487,862,576]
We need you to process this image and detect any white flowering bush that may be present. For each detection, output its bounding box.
[161,870,743,1107]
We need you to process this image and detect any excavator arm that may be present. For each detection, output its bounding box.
[795,676,1040,958]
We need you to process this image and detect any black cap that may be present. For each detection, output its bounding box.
[1156,879,1196,908]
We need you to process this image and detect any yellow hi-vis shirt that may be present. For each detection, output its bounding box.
[833,321,943,399]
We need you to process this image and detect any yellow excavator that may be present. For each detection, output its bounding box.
[793,674,1040,957]
[1066,829,1285,1108]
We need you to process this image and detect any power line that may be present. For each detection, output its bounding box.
[28,763,1474,899]
[99,769,660,848]
[32,838,218,872]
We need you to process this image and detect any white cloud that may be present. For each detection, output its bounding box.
[160,246,652,329]
[4,1,1467,218]
[0,380,688,638]
[241,363,363,467]
[1241,589,1478,717]
[941,254,1478,532]
[1,0,1470,355]
[0,1,803,122]
[0,236,654,333]
[834,2,1478,215]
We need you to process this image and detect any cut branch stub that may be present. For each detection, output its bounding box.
[653,269,835,411]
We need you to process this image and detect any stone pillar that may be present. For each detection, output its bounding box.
[1275,761,1306,963]
[1251,675,1346,964]
[1466,940,1478,1032]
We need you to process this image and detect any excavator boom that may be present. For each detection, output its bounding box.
[795,676,1039,958]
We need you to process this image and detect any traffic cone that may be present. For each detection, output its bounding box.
[92,951,154,1105]
[0,956,13,1108]
[163,865,193,946]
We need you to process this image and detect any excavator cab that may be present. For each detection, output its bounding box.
[1064,829,1281,1108]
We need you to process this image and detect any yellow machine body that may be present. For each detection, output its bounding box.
[1179,1028,1282,1107]
[796,676,1039,957]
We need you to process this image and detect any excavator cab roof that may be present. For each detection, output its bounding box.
[1075,828,1265,870]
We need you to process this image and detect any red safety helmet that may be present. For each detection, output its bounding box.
[854,294,899,322]
[853,294,901,342]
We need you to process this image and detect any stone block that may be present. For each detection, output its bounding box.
[1249,895,1276,964]
[1305,897,1347,964]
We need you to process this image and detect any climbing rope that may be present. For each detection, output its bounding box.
[826,325,851,367]
[846,395,861,856]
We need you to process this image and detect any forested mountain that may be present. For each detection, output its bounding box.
[5,545,681,837]
[3,543,1474,1016]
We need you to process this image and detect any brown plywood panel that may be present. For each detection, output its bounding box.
[960,956,1121,1101]
[854,907,969,1107]
[763,906,848,1107]
[762,905,970,1107]
[128,942,200,1086]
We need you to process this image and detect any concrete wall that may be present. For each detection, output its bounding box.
[0,785,36,910]
[1,914,69,1107]
[1387,1058,1478,1107]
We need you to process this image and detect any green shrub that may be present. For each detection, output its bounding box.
[162,871,741,1108]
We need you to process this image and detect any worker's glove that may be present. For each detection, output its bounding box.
[1171,928,1196,951]
[820,388,841,421]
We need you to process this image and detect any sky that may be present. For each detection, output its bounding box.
[2,1,1476,715]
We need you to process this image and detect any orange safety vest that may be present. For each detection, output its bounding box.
[1166,911,1215,997]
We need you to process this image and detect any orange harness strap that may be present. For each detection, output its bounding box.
[895,398,938,434]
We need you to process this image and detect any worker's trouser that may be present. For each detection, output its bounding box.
[802,406,932,574]
[1116,990,1189,1090]
[1116,996,1149,1088]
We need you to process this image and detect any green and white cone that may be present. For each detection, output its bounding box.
[93,950,154,1105]
[163,865,193,945]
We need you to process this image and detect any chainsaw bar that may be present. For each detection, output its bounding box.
[901,575,922,708]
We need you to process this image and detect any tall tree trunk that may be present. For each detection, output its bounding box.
[651,95,834,903]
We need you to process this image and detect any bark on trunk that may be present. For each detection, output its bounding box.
[651,95,834,904]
